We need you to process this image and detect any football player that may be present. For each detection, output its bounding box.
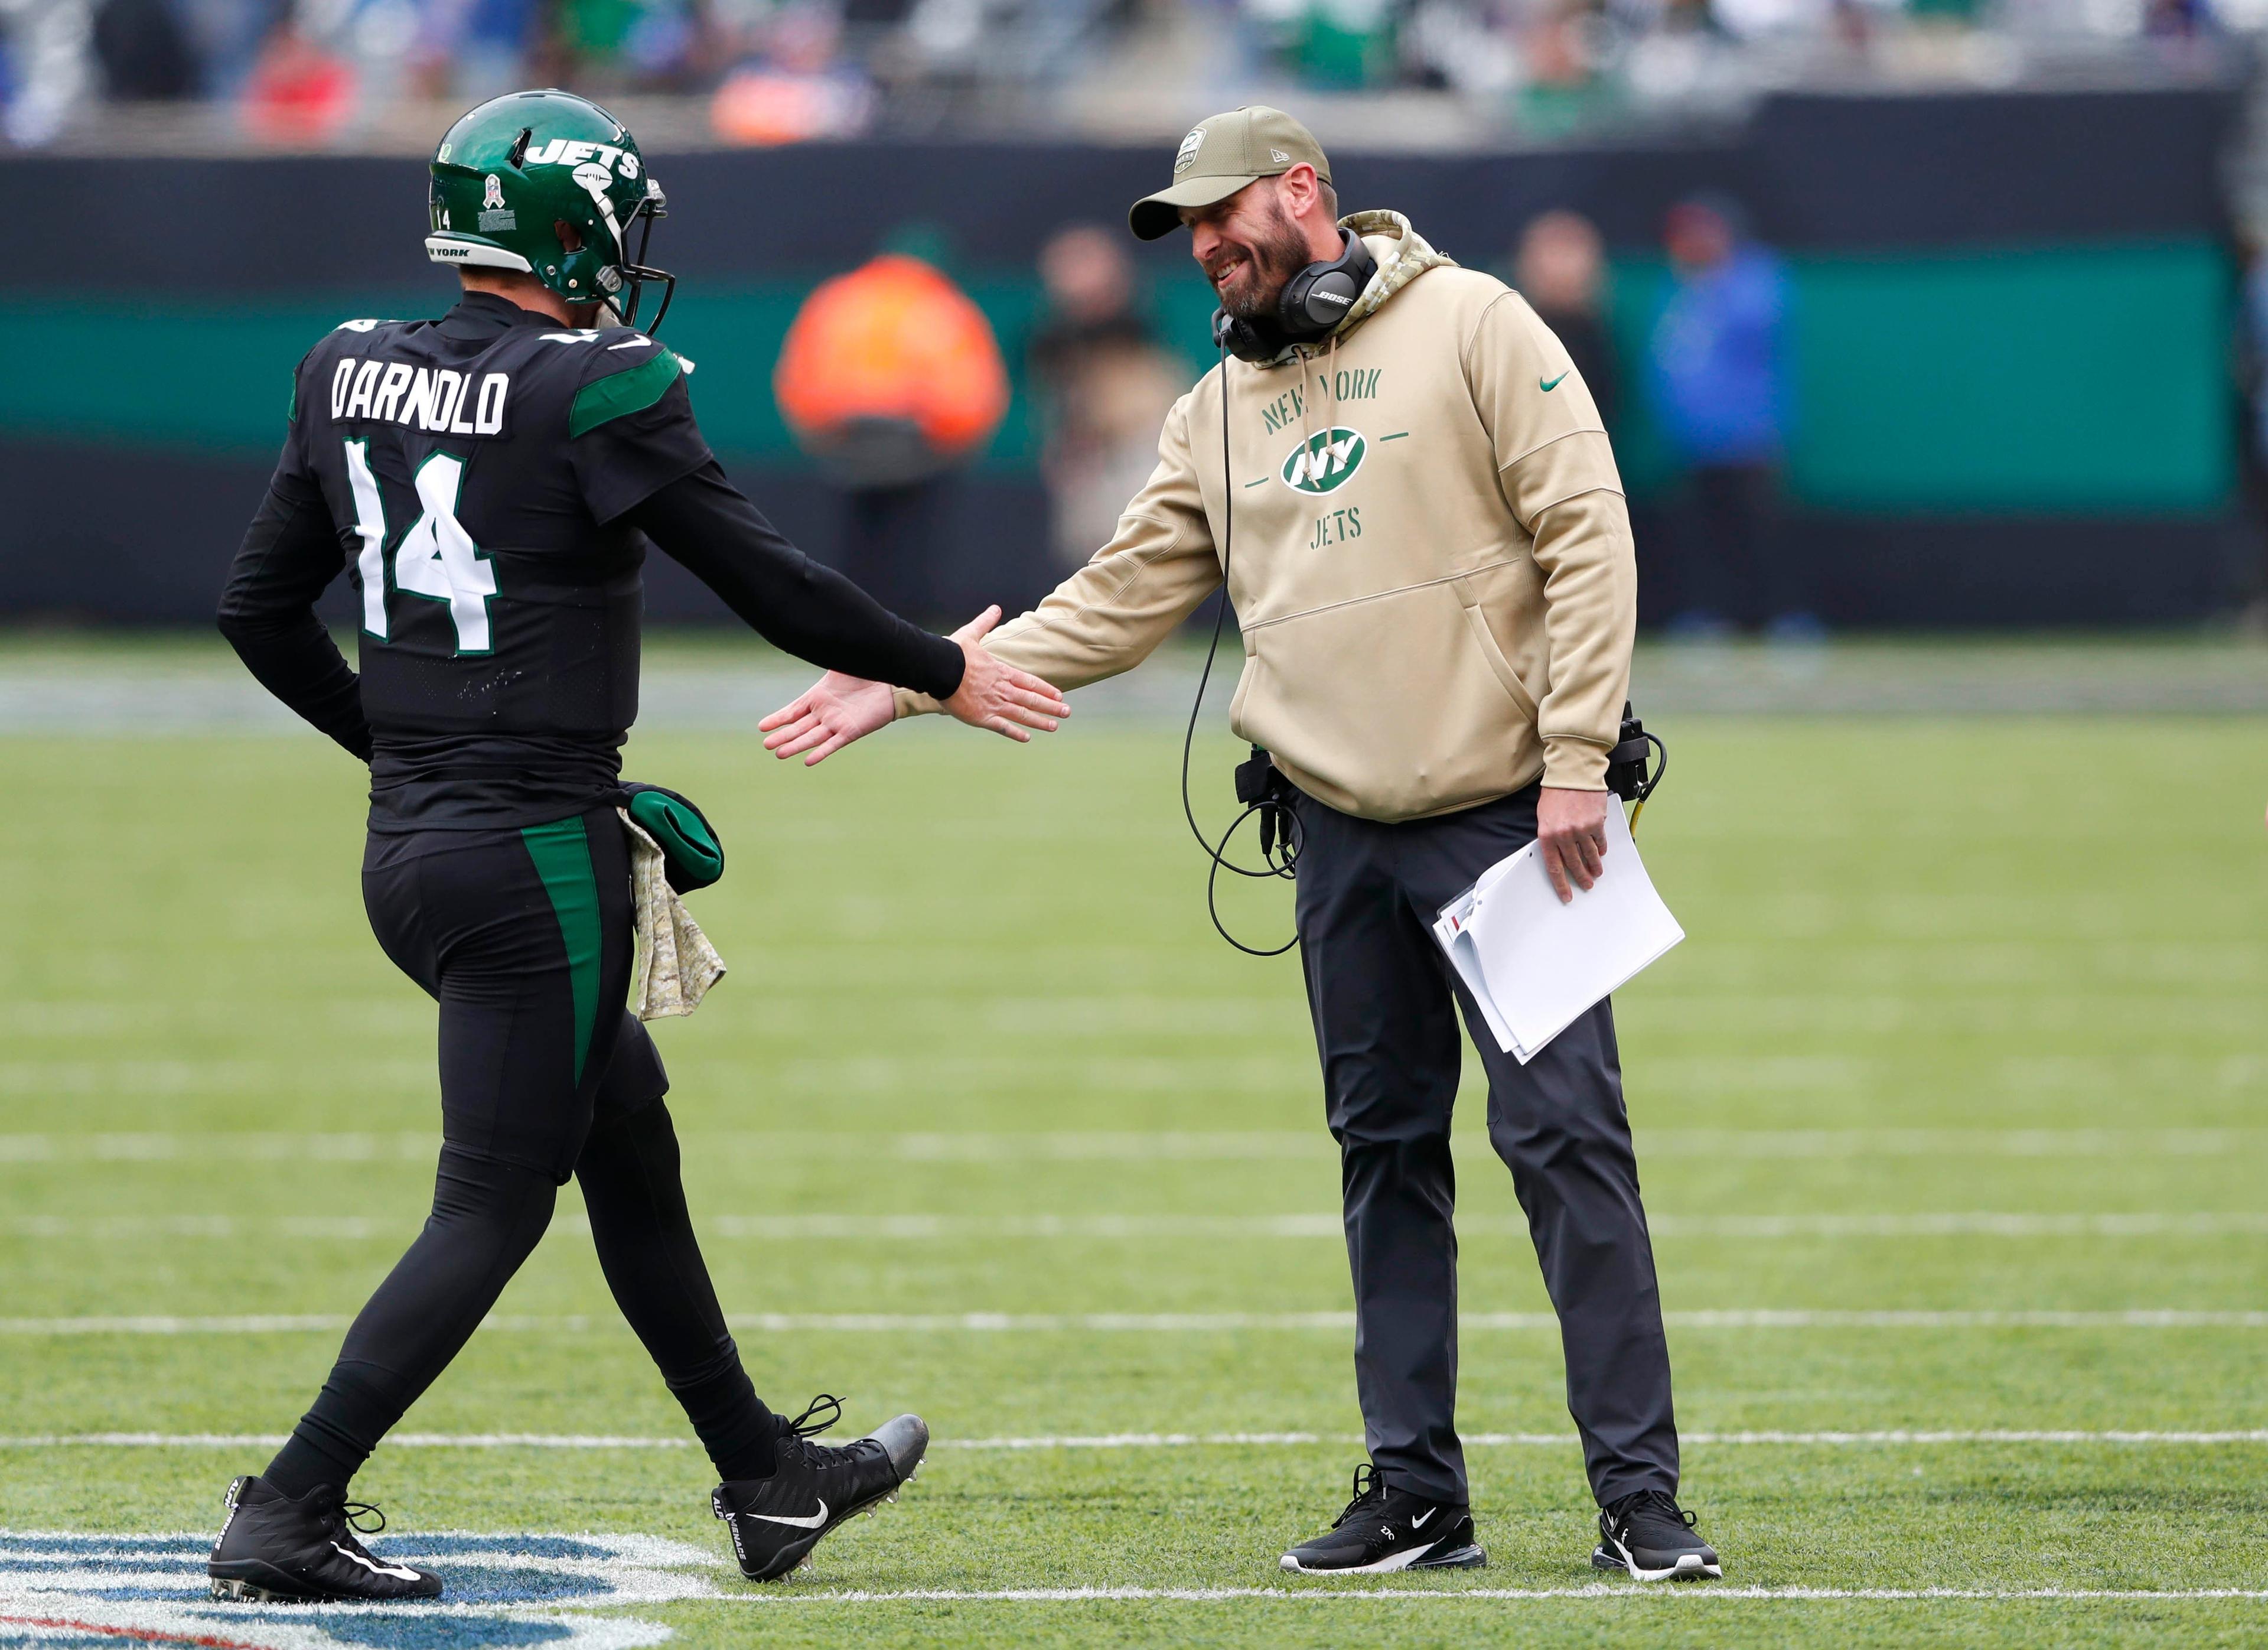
[208,87,1068,1602]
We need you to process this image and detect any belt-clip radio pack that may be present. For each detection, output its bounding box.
[1604,701,1669,829]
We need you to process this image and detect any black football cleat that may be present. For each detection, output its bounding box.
[1592,1488,1722,1580]
[711,1395,929,1581]
[207,1475,442,1602]
[1279,1463,1487,1574]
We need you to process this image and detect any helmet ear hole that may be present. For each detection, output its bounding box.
[555,219,584,255]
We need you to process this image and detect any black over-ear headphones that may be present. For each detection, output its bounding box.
[1211,229,1378,363]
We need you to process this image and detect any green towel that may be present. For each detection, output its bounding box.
[621,783,724,893]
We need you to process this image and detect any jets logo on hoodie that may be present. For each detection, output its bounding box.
[1281,427,1366,494]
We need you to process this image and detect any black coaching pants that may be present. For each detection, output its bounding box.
[1290,782,1680,1509]
[271,806,774,1490]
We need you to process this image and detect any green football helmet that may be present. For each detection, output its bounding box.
[426,88,676,334]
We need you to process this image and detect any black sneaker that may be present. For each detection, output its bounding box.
[1279,1463,1486,1575]
[711,1395,929,1581]
[207,1476,442,1602]
[1592,1488,1721,1581]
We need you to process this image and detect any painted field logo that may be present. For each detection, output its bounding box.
[1280,427,1366,494]
[0,1528,712,1648]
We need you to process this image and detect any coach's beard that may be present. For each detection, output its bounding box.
[1206,197,1315,322]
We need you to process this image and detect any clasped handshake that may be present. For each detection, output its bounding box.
[757,606,1071,766]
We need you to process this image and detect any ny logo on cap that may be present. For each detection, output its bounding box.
[1175,126,1205,173]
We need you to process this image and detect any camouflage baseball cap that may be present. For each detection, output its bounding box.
[1128,106,1332,241]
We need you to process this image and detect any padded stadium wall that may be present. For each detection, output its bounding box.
[0,86,2244,629]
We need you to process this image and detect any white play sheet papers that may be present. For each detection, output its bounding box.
[1432,799,1683,1064]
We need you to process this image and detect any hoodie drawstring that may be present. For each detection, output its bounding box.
[1298,330,1342,469]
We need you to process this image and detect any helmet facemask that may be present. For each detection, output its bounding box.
[607,180,676,335]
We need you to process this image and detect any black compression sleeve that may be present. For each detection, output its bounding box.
[628,462,967,701]
[217,475,374,761]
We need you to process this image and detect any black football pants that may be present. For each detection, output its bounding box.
[1290,782,1680,1509]
[264,806,779,1495]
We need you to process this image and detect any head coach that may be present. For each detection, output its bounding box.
[760,105,1721,1582]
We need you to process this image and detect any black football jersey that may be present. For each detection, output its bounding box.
[275,290,711,830]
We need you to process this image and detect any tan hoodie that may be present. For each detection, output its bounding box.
[899,210,1637,821]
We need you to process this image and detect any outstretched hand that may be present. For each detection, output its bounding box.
[941,606,1070,743]
[758,670,895,766]
[757,606,1068,768]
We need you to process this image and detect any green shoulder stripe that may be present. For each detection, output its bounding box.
[569,350,685,438]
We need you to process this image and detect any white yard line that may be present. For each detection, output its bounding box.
[6,1210,2265,1239]
[4,1128,2266,1164]
[5,1309,2267,1336]
[2,1430,2264,1450]
[723,1586,2268,1603]
[935,1429,2268,1449]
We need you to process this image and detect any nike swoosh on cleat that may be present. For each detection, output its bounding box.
[747,1500,829,1529]
[331,1542,422,1581]
[1411,1508,1434,1528]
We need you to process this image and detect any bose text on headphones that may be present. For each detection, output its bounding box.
[1211,229,1378,363]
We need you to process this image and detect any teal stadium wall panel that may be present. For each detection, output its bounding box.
[8,279,1067,474]
[14,245,2225,516]
[1787,242,2233,514]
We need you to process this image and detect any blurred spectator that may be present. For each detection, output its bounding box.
[1243,0,1397,90]
[774,233,1009,613]
[1645,191,1813,636]
[546,0,704,86]
[2234,233,2268,631]
[239,21,354,144]
[177,0,288,100]
[1,0,92,144]
[712,1,873,144]
[407,0,541,100]
[9,0,2247,149]
[1028,224,1184,570]
[1512,208,1615,435]
[92,0,198,98]
[1513,0,1624,136]
[2145,0,2219,39]
[1711,0,1832,36]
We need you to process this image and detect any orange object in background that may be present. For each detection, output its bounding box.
[774,255,1010,466]
[711,66,875,146]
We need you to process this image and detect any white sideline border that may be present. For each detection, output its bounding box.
[9,1210,2268,1239]
[723,1586,2265,1603]
[5,1127,2267,1164]
[2,1430,2266,1450]
[6,1309,2268,1335]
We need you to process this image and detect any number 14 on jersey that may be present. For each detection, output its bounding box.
[344,439,498,654]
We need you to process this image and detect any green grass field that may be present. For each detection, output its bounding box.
[4,650,2267,1646]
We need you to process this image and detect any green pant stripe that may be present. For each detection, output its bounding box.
[520,816,602,1085]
